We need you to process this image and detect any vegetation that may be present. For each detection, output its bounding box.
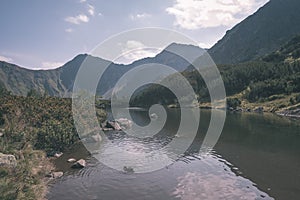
[131,35,300,112]
[209,0,300,64]
[0,86,106,200]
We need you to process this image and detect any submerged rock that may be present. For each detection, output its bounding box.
[123,166,134,173]
[0,153,17,168]
[71,159,86,168]
[150,113,158,120]
[82,133,101,143]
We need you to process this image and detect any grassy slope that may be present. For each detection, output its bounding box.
[0,91,106,200]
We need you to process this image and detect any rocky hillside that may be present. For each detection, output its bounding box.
[209,0,300,64]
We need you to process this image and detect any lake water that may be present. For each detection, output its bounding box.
[47,109,300,200]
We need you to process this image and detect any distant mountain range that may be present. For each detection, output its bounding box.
[1,0,300,97]
[0,43,201,97]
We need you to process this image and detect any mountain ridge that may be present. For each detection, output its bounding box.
[209,0,300,64]
[0,43,203,97]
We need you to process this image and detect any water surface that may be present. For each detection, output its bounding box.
[48,109,300,200]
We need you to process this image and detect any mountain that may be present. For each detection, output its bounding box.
[131,35,300,111]
[0,43,203,97]
[0,61,67,97]
[209,0,300,64]
[2,0,300,97]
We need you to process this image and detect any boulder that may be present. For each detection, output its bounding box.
[254,107,264,113]
[0,153,17,168]
[46,171,64,178]
[71,159,86,168]
[106,121,122,131]
[54,152,63,158]
[67,158,76,163]
[52,171,64,178]
[0,132,3,137]
[116,118,132,130]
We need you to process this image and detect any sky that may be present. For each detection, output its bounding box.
[0,0,269,69]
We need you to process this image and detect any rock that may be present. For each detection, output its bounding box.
[67,158,76,163]
[123,166,134,173]
[236,107,243,112]
[82,133,101,143]
[116,118,132,130]
[71,159,86,168]
[106,121,122,131]
[277,108,300,118]
[52,171,64,178]
[46,171,64,178]
[254,107,264,113]
[150,113,158,120]
[45,173,53,178]
[0,153,17,168]
[54,152,63,158]
[0,132,3,137]
[102,127,114,131]
[91,134,101,142]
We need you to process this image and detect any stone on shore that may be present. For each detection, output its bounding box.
[67,158,76,163]
[54,152,63,158]
[52,171,64,178]
[46,171,64,178]
[102,120,122,131]
[254,107,264,113]
[116,118,132,130]
[71,159,86,168]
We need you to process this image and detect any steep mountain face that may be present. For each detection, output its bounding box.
[0,61,67,97]
[0,43,202,97]
[209,0,300,64]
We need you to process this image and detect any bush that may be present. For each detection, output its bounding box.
[227,98,241,109]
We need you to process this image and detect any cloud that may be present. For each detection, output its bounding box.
[0,55,13,63]
[173,172,261,200]
[41,62,64,69]
[166,0,269,29]
[130,13,151,20]
[116,40,161,64]
[65,28,73,33]
[79,0,87,3]
[65,14,89,24]
[88,4,95,16]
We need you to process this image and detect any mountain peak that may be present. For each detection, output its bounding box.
[209,0,300,64]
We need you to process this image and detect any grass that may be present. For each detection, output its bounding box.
[0,93,106,200]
